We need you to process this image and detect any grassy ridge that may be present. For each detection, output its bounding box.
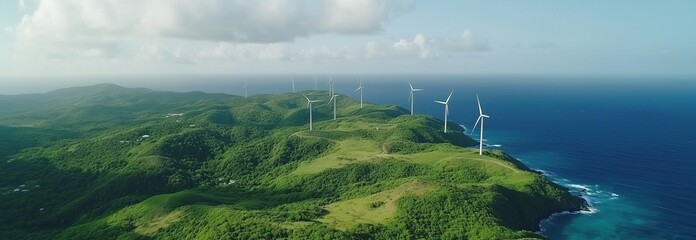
[0,84,584,239]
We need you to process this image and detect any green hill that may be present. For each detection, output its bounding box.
[0,84,585,239]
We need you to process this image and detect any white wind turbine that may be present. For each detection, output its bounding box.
[291,79,296,93]
[244,81,248,98]
[471,94,490,155]
[303,94,322,131]
[355,80,364,108]
[328,78,334,97]
[408,83,424,115]
[434,91,454,133]
[314,76,318,90]
[329,94,339,120]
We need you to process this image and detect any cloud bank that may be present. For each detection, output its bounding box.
[3,0,495,75]
[16,0,411,43]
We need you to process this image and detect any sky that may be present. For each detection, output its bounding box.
[0,0,695,79]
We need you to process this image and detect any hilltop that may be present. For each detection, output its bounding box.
[0,84,585,239]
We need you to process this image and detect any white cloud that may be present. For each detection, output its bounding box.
[198,43,287,62]
[9,0,413,67]
[438,29,490,52]
[16,0,411,44]
[322,0,388,33]
[136,44,193,64]
[295,46,359,61]
[392,33,431,59]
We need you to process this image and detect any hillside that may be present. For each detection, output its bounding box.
[0,84,585,239]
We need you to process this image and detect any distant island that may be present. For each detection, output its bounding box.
[0,84,586,239]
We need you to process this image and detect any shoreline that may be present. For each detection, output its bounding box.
[532,168,596,237]
[460,123,592,236]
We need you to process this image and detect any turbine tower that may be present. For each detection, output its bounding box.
[303,94,322,131]
[291,79,296,93]
[434,91,453,133]
[329,94,339,120]
[471,94,490,155]
[244,81,248,98]
[408,82,424,115]
[355,80,364,108]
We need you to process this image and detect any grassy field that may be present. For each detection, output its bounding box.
[318,179,437,230]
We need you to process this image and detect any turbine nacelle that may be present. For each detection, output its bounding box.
[408,82,424,115]
[434,90,454,132]
[303,94,322,131]
[329,94,339,103]
[355,80,364,108]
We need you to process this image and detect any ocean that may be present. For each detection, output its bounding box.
[7,75,695,239]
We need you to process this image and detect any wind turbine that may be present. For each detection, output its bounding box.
[244,81,248,98]
[303,94,322,131]
[314,76,318,90]
[328,77,334,97]
[471,94,490,155]
[434,90,453,133]
[355,80,364,108]
[408,83,424,115]
[329,94,339,120]
[291,79,296,93]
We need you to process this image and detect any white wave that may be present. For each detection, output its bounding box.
[489,144,502,147]
[533,169,557,176]
[536,172,605,236]
[567,184,591,192]
[581,207,599,214]
[534,169,551,176]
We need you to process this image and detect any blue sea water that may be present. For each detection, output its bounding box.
[16,75,694,239]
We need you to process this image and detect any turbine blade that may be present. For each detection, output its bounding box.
[355,87,361,92]
[408,91,413,102]
[409,82,414,91]
[413,89,424,92]
[477,94,483,116]
[302,94,310,101]
[446,90,453,103]
[482,115,490,118]
[471,116,482,133]
[434,100,446,104]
